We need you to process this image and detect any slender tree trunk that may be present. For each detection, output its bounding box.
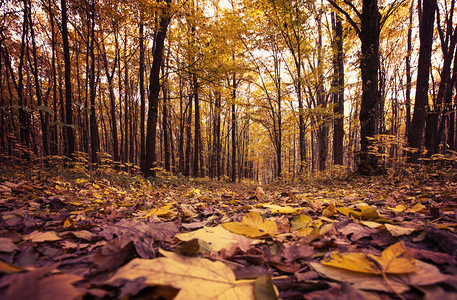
[332,13,344,165]
[185,96,193,177]
[211,90,221,178]
[193,75,200,177]
[316,15,328,172]
[25,0,48,156]
[405,0,413,139]
[46,0,58,155]
[178,72,185,174]
[144,0,171,177]
[231,74,237,182]
[61,0,75,157]
[89,0,99,164]
[101,42,119,162]
[124,34,130,166]
[139,18,146,171]
[408,0,436,163]
[162,62,170,172]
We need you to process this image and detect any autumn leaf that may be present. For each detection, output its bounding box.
[108,249,256,299]
[321,241,418,275]
[384,223,418,237]
[254,275,279,300]
[290,214,312,231]
[262,204,303,214]
[0,237,19,253]
[23,230,62,243]
[175,224,258,252]
[322,203,336,217]
[311,259,447,293]
[222,211,278,238]
[406,202,427,213]
[0,260,22,274]
[143,204,176,218]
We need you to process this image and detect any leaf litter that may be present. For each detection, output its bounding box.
[0,164,457,299]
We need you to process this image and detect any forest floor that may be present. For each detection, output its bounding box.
[1,162,457,299]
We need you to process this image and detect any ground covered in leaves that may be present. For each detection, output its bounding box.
[1,163,457,300]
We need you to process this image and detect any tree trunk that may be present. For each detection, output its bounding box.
[405,0,413,139]
[139,18,146,172]
[89,0,99,164]
[61,0,75,157]
[101,43,120,162]
[144,0,171,177]
[185,96,193,177]
[231,74,237,182]
[193,75,200,177]
[211,90,221,178]
[408,0,436,163]
[358,0,381,174]
[162,62,171,172]
[332,13,344,165]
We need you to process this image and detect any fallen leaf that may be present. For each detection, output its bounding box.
[291,214,312,231]
[0,237,19,252]
[108,249,256,300]
[4,264,83,300]
[254,275,278,300]
[175,224,257,252]
[384,223,417,237]
[338,223,380,241]
[222,211,278,238]
[322,203,336,217]
[407,202,426,213]
[321,241,417,274]
[0,260,22,274]
[263,204,302,214]
[311,259,447,293]
[23,230,62,243]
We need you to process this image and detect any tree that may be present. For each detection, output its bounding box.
[328,0,405,174]
[407,0,436,163]
[61,0,75,157]
[144,0,172,177]
[332,12,345,165]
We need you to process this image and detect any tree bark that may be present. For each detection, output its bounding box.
[408,0,436,163]
[144,0,172,177]
[193,75,200,177]
[139,18,146,171]
[358,0,381,175]
[332,13,345,165]
[89,0,99,164]
[405,0,413,139]
[231,74,237,182]
[61,0,75,157]
[162,62,171,172]
[101,43,120,162]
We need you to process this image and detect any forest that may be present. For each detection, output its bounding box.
[1,0,457,299]
[1,0,455,181]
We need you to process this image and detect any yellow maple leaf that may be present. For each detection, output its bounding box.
[322,241,417,275]
[222,211,278,238]
[144,204,175,218]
